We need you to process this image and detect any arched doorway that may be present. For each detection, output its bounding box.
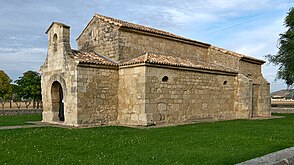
[51,81,64,122]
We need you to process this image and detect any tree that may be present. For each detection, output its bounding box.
[266,7,294,87]
[11,84,22,109]
[15,70,41,109]
[0,70,12,109]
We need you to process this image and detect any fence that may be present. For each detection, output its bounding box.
[0,109,43,116]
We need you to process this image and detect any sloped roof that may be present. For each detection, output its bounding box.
[210,46,265,64]
[120,52,237,73]
[71,50,237,73]
[76,13,210,47]
[45,22,70,34]
[71,50,117,66]
[76,13,265,64]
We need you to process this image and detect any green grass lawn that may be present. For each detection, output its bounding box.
[0,114,42,126]
[1,114,294,164]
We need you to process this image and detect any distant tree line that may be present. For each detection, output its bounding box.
[0,70,42,109]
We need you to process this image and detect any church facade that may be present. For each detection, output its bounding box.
[40,13,271,126]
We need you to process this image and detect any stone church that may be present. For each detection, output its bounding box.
[40,13,271,126]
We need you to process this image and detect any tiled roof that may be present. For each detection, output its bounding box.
[71,50,117,66]
[77,13,210,47]
[46,22,70,34]
[120,52,237,73]
[72,50,237,73]
[75,13,265,64]
[210,46,265,64]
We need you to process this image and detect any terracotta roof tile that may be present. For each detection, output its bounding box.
[72,50,117,66]
[120,52,237,73]
[71,50,237,73]
[94,13,264,64]
[93,13,210,47]
[75,13,265,64]
[210,46,265,64]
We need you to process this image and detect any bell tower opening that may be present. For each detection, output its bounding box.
[53,33,58,52]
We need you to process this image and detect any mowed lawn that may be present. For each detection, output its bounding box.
[1,114,294,164]
[0,114,42,126]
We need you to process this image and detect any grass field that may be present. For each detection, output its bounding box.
[1,114,294,164]
[0,114,42,126]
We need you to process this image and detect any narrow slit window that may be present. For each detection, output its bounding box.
[53,34,58,52]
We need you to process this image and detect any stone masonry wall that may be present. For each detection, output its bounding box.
[145,66,237,124]
[76,65,118,125]
[235,74,252,118]
[77,17,120,61]
[239,61,262,84]
[117,66,147,125]
[207,48,240,71]
[41,68,78,125]
[0,109,42,116]
[41,23,78,126]
[239,61,270,117]
[118,30,208,62]
[258,79,271,117]
[46,23,71,71]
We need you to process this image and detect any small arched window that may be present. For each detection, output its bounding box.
[53,34,58,52]
[162,76,169,82]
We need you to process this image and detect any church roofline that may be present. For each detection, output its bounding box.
[119,52,238,74]
[76,13,211,48]
[71,49,117,66]
[210,46,266,64]
[75,13,265,65]
[72,50,238,74]
[45,22,70,34]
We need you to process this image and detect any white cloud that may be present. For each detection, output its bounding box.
[162,8,217,24]
[0,0,293,90]
[0,47,47,80]
[236,44,268,57]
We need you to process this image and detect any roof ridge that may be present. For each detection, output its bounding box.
[94,13,124,26]
[93,51,118,64]
[94,13,182,37]
[71,50,117,66]
[75,13,264,64]
[45,22,70,34]
[210,46,265,64]
[76,13,210,47]
[119,52,237,73]
[144,52,149,62]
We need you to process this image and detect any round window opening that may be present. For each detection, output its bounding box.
[162,76,169,82]
[223,81,228,85]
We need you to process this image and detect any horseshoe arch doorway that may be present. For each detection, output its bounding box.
[51,81,64,122]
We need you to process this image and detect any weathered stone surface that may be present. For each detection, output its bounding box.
[0,109,42,116]
[237,147,294,165]
[271,107,294,113]
[40,14,271,126]
[76,66,118,125]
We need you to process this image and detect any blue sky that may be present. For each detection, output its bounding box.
[0,0,293,92]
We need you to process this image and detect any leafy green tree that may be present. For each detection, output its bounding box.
[0,70,12,109]
[11,84,22,109]
[266,7,294,86]
[15,70,41,109]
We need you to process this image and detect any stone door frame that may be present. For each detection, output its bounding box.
[49,74,67,122]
